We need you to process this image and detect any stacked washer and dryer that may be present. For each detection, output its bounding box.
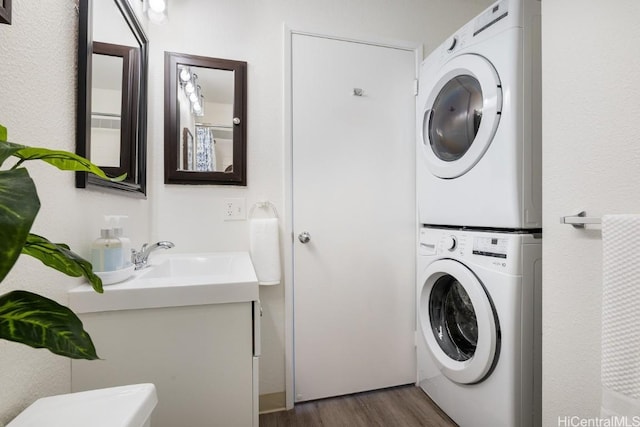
[416,0,542,426]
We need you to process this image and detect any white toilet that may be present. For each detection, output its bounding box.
[7,383,158,427]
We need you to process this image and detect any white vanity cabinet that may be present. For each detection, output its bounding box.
[68,252,260,427]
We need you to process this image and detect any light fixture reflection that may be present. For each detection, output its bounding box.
[189,85,200,103]
[148,0,166,13]
[142,0,168,24]
[184,73,196,94]
[198,93,205,117]
[178,68,205,118]
[179,67,191,83]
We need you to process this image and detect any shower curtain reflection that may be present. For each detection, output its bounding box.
[195,125,216,172]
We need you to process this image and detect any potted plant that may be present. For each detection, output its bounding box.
[0,124,124,360]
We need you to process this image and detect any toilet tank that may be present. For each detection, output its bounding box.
[7,383,158,427]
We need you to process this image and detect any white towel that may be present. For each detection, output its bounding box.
[601,214,640,418]
[249,218,281,285]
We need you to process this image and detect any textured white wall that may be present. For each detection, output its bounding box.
[0,1,150,425]
[0,0,491,423]
[542,0,640,424]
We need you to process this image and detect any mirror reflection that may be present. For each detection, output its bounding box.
[76,0,148,195]
[177,67,235,173]
[164,52,247,186]
[91,52,123,168]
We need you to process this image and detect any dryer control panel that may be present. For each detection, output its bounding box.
[473,0,509,37]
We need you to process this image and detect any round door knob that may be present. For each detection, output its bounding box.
[298,232,311,244]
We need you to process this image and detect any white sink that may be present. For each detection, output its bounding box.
[68,252,258,314]
[138,253,236,280]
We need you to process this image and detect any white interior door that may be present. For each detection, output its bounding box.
[291,33,417,402]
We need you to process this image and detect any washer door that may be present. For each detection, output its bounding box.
[419,259,499,384]
[421,54,502,179]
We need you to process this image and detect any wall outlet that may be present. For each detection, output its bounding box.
[223,198,246,221]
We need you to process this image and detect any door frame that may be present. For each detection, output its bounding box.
[283,25,422,409]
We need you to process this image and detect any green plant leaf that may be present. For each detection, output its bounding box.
[0,127,21,166]
[22,234,103,294]
[0,141,126,182]
[0,290,99,360]
[0,168,40,283]
[0,144,22,166]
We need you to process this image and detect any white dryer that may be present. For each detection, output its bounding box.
[417,0,542,229]
[416,227,541,427]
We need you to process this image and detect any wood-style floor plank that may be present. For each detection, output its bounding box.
[259,385,457,427]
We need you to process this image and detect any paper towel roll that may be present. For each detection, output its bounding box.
[601,214,640,417]
[249,218,281,285]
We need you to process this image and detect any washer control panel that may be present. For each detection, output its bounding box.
[418,227,540,275]
[472,236,508,259]
[419,230,468,256]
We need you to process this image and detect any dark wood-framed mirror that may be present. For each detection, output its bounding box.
[0,0,11,25]
[164,52,247,186]
[76,0,148,196]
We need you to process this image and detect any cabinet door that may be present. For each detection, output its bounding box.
[72,303,254,427]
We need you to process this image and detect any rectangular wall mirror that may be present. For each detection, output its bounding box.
[76,0,148,195]
[164,52,247,186]
[0,0,11,25]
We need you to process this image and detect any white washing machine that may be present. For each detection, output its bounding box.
[416,226,541,426]
[417,0,542,229]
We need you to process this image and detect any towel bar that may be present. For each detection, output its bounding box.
[560,211,601,228]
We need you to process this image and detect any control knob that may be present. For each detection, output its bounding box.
[447,36,458,52]
[443,236,457,251]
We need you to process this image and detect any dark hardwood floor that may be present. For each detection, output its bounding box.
[259,385,457,427]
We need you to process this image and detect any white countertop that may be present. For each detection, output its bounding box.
[68,252,259,313]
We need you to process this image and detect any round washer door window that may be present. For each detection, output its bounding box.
[421,54,502,179]
[419,259,499,384]
[429,275,478,361]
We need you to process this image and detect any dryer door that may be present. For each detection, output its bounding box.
[419,259,499,384]
[420,54,502,179]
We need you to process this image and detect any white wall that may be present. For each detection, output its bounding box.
[147,0,493,398]
[542,0,640,424]
[0,0,491,423]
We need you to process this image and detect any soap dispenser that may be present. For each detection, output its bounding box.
[106,215,132,267]
[91,229,122,272]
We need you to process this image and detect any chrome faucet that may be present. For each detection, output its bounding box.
[132,241,175,269]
